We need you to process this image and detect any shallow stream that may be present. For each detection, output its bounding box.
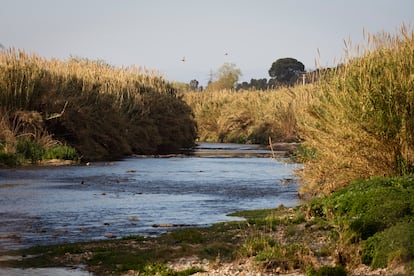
[0,143,300,253]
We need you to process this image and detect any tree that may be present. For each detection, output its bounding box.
[268,58,305,86]
[189,79,199,91]
[207,63,242,90]
[250,78,268,90]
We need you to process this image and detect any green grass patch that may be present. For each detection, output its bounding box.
[362,220,414,268]
[308,175,414,269]
[13,139,80,164]
[43,145,80,160]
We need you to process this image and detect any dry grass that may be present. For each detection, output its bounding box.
[0,50,197,160]
[184,24,414,198]
[297,24,414,195]
[182,86,312,144]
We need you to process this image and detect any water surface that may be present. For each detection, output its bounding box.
[0,143,300,252]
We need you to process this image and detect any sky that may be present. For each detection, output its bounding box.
[0,0,413,86]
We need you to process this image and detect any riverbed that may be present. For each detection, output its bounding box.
[0,143,300,253]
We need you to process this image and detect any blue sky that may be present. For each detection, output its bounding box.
[1,0,413,86]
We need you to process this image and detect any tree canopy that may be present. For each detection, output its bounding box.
[207,63,242,90]
[268,58,305,86]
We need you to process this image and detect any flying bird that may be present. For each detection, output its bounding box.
[181,56,186,62]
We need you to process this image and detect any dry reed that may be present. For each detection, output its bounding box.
[0,49,197,160]
[182,87,312,144]
[297,24,414,195]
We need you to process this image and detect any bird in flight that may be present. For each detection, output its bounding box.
[181,56,186,62]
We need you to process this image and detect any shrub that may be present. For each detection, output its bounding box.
[310,176,414,239]
[362,220,414,268]
[0,151,17,166]
[308,175,414,269]
[16,139,44,163]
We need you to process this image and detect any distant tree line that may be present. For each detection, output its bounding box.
[185,57,309,92]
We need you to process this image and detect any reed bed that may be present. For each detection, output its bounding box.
[183,25,414,197]
[296,24,414,195]
[182,87,312,144]
[0,49,197,161]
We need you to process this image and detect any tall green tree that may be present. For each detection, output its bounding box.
[268,58,305,86]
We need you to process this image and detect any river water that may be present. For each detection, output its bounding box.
[0,143,300,253]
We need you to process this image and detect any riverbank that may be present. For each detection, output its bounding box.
[3,171,414,276]
[0,206,329,275]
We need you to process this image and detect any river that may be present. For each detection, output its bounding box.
[0,143,301,253]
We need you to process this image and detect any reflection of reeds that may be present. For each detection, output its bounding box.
[0,50,197,160]
[297,24,414,195]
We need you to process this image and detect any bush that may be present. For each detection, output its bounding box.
[307,175,414,269]
[0,151,17,166]
[362,220,414,268]
[16,139,44,163]
[310,176,414,239]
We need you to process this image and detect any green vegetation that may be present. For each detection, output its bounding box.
[234,176,414,274]
[1,220,247,275]
[306,175,414,272]
[0,137,79,166]
[268,57,305,86]
[0,50,197,163]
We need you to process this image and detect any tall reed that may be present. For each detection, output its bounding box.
[182,87,311,144]
[0,50,197,160]
[297,24,414,195]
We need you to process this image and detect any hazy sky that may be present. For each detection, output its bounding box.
[1,0,413,85]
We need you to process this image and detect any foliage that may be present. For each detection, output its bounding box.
[0,50,197,161]
[16,139,44,163]
[297,24,414,195]
[308,175,414,269]
[43,145,79,160]
[268,57,305,86]
[236,78,269,90]
[206,63,242,90]
[362,221,414,268]
[0,151,17,167]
